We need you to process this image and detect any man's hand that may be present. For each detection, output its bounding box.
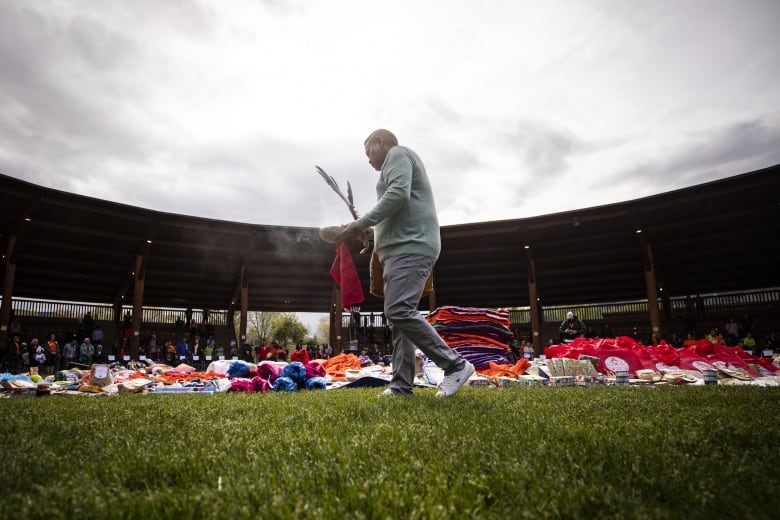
[358,226,374,254]
[333,221,362,243]
[361,227,374,242]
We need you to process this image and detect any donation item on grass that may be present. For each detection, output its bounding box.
[89,364,113,387]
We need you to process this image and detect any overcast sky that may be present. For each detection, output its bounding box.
[2,0,779,232]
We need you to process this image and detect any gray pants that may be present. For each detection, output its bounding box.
[383,254,464,395]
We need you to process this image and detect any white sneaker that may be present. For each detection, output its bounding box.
[435,361,475,397]
[379,388,413,398]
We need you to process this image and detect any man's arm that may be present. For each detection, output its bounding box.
[356,149,412,230]
[333,149,412,243]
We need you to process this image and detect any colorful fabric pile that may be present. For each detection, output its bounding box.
[228,360,328,393]
[544,336,780,379]
[426,306,514,369]
[320,353,362,381]
[0,353,384,397]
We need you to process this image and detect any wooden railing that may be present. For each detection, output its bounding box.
[5,287,778,340]
[509,288,779,326]
[2,298,229,326]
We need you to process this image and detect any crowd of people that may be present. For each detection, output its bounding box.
[0,309,344,375]
[4,306,778,376]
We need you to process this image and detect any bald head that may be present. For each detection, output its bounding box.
[364,129,398,147]
[364,129,399,171]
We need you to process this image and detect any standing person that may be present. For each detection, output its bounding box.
[175,336,190,364]
[32,339,47,374]
[333,129,475,397]
[81,312,95,342]
[508,337,520,361]
[21,342,30,373]
[91,324,104,348]
[164,341,176,364]
[63,338,77,369]
[147,333,159,362]
[240,342,253,363]
[8,316,21,342]
[724,317,740,346]
[522,339,534,360]
[46,334,60,374]
[79,337,94,365]
[203,341,214,364]
[10,335,23,373]
[93,344,106,364]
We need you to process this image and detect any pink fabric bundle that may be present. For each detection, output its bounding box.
[305,361,326,380]
[229,378,255,392]
[257,361,284,382]
[252,376,272,392]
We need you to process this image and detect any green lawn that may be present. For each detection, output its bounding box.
[1,386,778,519]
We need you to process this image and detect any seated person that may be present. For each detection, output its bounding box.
[358,350,373,367]
[559,312,585,343]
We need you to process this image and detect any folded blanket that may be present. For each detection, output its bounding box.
[281,362,307,387]
[273,376,298,392]
[305,361,326,380]
[257,361,284,382]
[305,377,328,390]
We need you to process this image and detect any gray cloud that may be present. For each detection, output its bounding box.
[501,120,584,177]
[491,119,589,214]
[1,0,778,233]
[604,118,780,190]
[0,4,159,190]
[409,99,485,174]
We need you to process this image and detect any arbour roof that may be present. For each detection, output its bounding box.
[1,164,778,314]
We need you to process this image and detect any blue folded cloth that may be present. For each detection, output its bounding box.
[272,376,297,392]
[305,377,327,390]
[281,361,307,387]
[227,361,251,378]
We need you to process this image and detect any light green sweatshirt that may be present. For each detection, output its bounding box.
[356,146,441,263]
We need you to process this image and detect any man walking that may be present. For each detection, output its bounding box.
[334,129,474,397]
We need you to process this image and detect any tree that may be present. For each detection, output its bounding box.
[270,313,308,344]
[315,315,330,345]
[236,311,279,345]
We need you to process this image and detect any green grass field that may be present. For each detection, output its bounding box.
[1,386,779,519]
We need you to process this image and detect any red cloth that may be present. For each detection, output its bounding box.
[329,242,364,310]
[544,336,779,377]
[291,349,310,365]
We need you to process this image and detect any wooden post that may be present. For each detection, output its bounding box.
[0,235,16,351]
[130,254,144,359]
[637,231,661,339]
[331,284,342,354]
[524,246,542,355]
[240,285,248,344]
[428,284,436,312]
